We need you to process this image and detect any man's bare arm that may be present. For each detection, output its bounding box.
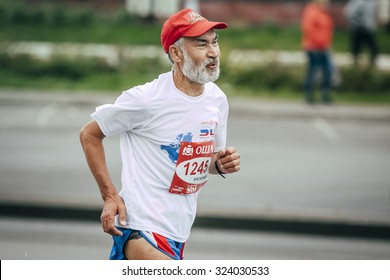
[79,120,126,236]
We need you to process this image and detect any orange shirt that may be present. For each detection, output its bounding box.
[301,3,333,50]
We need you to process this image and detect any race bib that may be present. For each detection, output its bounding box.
[169,141,214,195]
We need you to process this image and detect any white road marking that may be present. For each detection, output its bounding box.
[312,118,340,145]
[36,104,57,128]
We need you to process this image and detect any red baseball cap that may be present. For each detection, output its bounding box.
[161,8,228,53]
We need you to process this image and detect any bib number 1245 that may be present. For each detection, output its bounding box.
[183,159,209,176]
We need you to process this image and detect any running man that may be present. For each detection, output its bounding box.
[80,8,240,260]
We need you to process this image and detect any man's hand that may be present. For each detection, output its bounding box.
[100,195,127,236]
[215,147,241,174]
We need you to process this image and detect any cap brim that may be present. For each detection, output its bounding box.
[183,21,228,38]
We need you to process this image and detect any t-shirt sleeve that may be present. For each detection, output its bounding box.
[91,87,149,137]
[214,94,229,153]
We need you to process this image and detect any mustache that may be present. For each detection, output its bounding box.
[203,57,219,67]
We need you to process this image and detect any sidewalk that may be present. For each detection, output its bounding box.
[1,89,389,122]
[1,90,390,240]
[228,96,390,122]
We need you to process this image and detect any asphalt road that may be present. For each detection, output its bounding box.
[1,217,390,260]
[0,91,389,227]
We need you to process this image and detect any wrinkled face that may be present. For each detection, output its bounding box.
[179,30,221,84]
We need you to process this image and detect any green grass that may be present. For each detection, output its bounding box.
[0,21,162,45]
[2,21,389,53]
[1,0,389,52]
[0,1,389,105]
[0,53,388,105]
[0,54,169,91]
[7,28,390,54]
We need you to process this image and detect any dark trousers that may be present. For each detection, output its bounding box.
[351,27,379,65]
[304,50,332,103]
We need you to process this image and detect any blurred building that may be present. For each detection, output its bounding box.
[25,0,352,27]
[124,0,200,17]
[125,0,179,19]
[199,0,348,27]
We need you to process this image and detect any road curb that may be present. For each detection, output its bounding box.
[1,90,390,122]
[227,97,390,122]
[1,202,389,241]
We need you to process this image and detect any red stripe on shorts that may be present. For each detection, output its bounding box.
[152,232,175,256]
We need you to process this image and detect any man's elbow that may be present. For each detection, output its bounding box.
[79,121,105,147]
[79,125,89,147]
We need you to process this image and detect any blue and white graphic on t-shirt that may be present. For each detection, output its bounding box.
[160,132,193,164]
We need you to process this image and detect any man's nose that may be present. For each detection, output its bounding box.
[207,44,219,58]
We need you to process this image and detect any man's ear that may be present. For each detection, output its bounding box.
[169,45,182,63]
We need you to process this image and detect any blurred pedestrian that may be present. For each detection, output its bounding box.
[344,0,379,67]
[377,0,390,32]
[79,8,240,260]
[301,0,334,104]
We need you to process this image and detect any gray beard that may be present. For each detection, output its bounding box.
[181,49,220,84]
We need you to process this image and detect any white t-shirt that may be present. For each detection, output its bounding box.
[91,71,228,242]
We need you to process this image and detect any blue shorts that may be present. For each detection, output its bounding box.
[109,227,185,260]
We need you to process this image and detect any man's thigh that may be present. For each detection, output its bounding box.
[124,238,173,260]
